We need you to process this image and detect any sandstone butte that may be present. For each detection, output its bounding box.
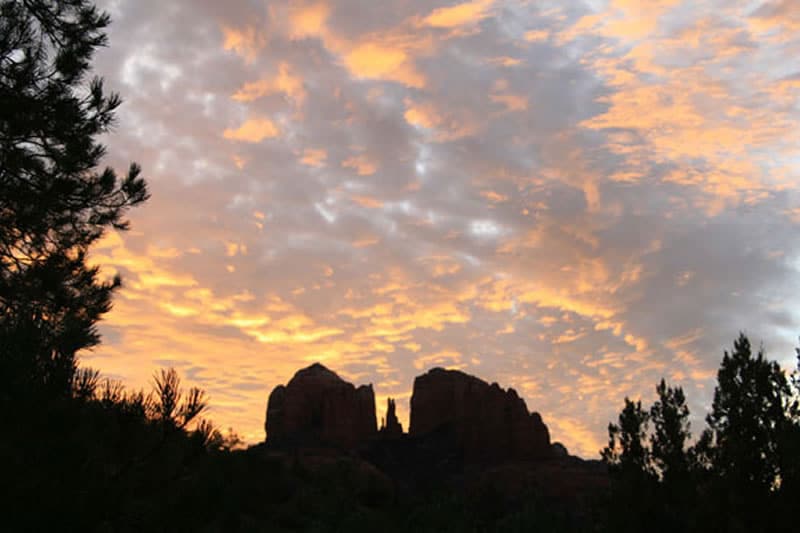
[265,363,554,462]
[264,362,377,450]
[410,367,552,462]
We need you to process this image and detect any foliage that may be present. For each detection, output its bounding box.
[0,0,148,397]
[601,397,655,532]
[150,367,207,430]
[602,333,800,532]
[601,398,651,478]
[649,379,691,484]
[703,333,789,491]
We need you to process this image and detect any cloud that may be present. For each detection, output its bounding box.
[341,154,378,176]
[89,0,800,457]
[232,62,306,106]
[750,0,800,33]
[421,0,494,28]
[222,25,266,64]
[223,118,280,142]
[345,43,407,79]
[287,2,330,39]
[300,148,328,167]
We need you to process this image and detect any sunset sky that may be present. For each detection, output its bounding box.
[85,0,800,457]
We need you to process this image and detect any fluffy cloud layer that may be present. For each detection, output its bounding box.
[86,0,800,456]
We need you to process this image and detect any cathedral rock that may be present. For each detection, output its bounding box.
[410,367,552,463]
[264,364,554,464]
[264,363,377,449]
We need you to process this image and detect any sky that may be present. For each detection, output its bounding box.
[85,0,800,457]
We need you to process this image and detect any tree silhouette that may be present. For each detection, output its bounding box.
[648,379,693,531]
[601,334,800,532]
[778,346,800,520]
[601,397,654,532]
[151,367,207,430]
[601,397,650,477]
[649,379,691,484]
[0,0,148,398]
[702,334,789,493]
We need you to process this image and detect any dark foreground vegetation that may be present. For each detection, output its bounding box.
[601,333,800,532]
[2,1,800,531]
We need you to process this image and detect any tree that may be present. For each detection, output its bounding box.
[151,368,207,430]
[601,397,654,531]
[649,379,691,484]
[704,333,789,492]
[774,343,800,520]
[694,333,793,532]
[0,0,148,397]
[602,335,800,532]
[602,397,651,477]
[648,379,694,531]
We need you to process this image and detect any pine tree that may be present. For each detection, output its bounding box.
[705,333,788,491]
[700,333,792,532]
[0,0,147,398]
[649,379,693,531]
[601,397,655,532]
[775,343,800,525]
[649,379,691,484]
[602,397,651,476]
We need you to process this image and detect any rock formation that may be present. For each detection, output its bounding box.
[379,398,403,438]
[409,368,551,463]
[551,441,569,458]
[265,364,554,464]
[261,364,605,514]
[265,363,377,449]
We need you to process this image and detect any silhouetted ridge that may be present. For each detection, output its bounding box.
[265,364,554,464]
[264,362,377,449]
[410,367,552,463]
[260,364,611,518]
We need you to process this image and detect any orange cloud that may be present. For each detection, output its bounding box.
[300,148,327,167]
[490,93,528,112]
[422,0,494,28]
[341,154,377,175]
[524,29,549,42]
[343,41,425,87]
[404,102,440,129]
[221,25,265,63]
[267,1,433,88]
[288,2,330,39]
[223,118,280,143]
[346,43,406,78]
[351,195,384,209]
[481,190,508,203]
[232,62,306,106]
[404,99,478,140]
